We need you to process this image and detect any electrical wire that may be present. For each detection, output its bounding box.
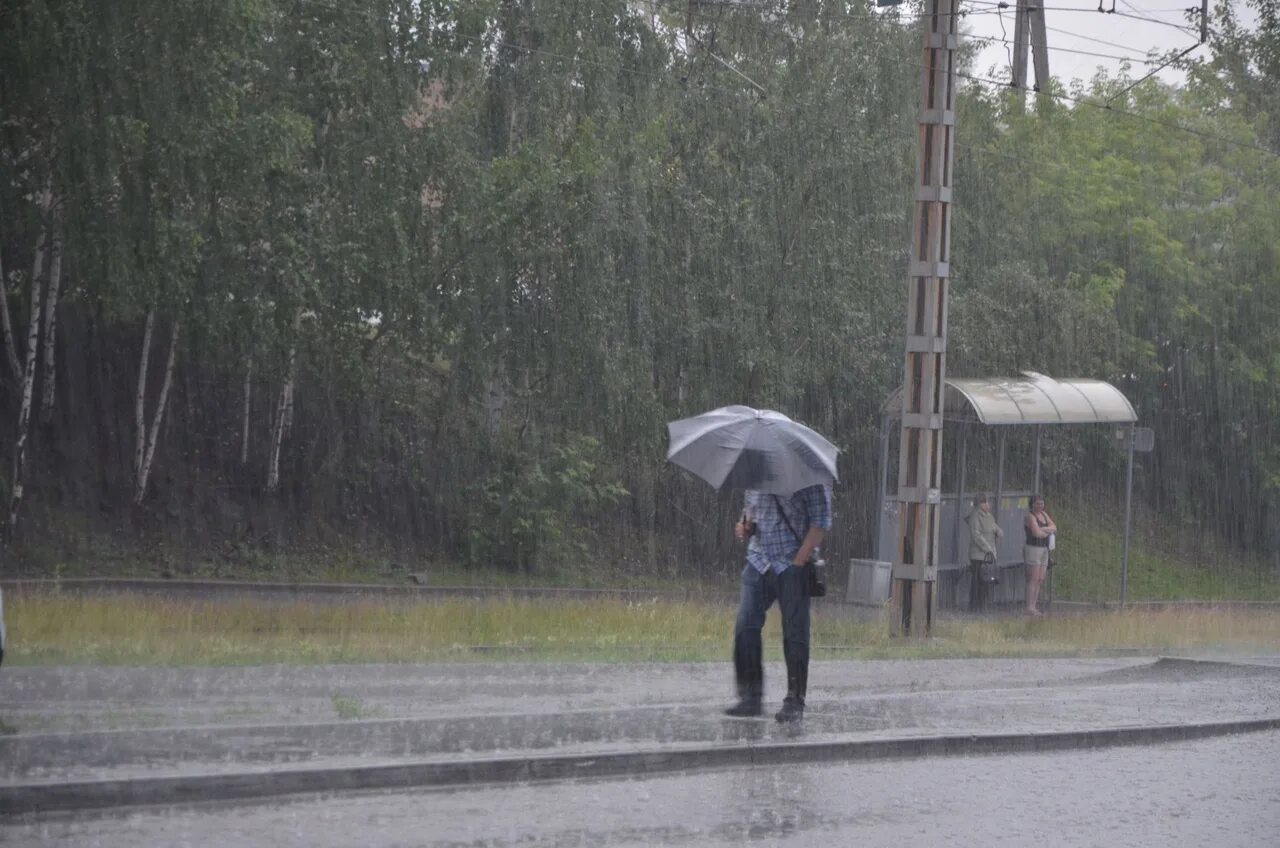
[969,34,1158,64]
[996,2,1014,72]
[1104,41,1199,102]
[1042,22,1169,54]
[1105,9,1199,33]
[963,0,1199,33]
[1117,0,1199,17]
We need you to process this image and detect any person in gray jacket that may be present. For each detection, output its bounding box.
[966,493,1003,612]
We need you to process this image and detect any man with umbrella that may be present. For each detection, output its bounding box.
[666,406,836,723]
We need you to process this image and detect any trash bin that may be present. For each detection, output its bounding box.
[847,559,892,605]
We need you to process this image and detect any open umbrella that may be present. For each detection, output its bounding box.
[665,405,838,495]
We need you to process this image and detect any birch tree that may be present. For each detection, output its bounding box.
[0,215,22,383]
[132,308,156,485]
[241,355,253,466]
[266,311,302,494]
[38,203,62,424]
[133,318,179,505]
[7,215,48,535]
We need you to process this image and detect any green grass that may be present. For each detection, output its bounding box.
[1049,497,1280,603]
[12,492,1278,604]
[5,591,1277,667]
[331,693,378,720]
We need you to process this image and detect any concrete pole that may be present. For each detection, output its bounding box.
[1028,0,1050,92]
[890,0,960,638]
[1011,0,1030,107]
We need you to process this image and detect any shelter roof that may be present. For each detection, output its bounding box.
[886,371,1137,426]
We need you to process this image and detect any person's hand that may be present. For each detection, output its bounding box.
[734,517,751,541]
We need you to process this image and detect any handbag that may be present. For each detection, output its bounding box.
[772,495,826,597]
[978,551,1000,584]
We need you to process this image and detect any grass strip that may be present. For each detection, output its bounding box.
[5,592,1279,666]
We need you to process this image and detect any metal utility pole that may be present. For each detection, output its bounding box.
[890,0,960,637]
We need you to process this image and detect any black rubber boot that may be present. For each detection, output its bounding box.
[724,698,763,718]
[774,696,804,723]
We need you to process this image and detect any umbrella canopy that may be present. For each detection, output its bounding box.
[666,405,839,495]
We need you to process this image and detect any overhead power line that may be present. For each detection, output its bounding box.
[1105,8,1199,33]
[969,33,1159,64]
[1104,42,1199,103]
[1043,21,1168,54]
[963,0,1200,33]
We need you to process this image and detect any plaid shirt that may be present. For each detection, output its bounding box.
[744,484,833,575]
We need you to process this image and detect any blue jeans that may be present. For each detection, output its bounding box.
[732,563,810,705]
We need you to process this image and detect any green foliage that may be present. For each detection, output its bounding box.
[330,693,372,720]
[1,0,1277,586]
[466,436,628,574]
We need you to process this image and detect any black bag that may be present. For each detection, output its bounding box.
[978,552,1000,584]
[772,495,826,597]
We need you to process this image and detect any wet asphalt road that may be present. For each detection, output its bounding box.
[3,655,1278,843]
[5,730,1278,847]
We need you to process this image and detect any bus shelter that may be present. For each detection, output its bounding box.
[872,371,1139,610]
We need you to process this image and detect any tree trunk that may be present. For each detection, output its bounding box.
[8,233,48,536]
[240,355,253,465]
[133,308,155,478]
[266,312,302,494]
[133,319,179,505]
[0,217,21,382]
[38,207,63,424]
[266,366,294,494]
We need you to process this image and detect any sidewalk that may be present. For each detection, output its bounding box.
[2,655,1279,813]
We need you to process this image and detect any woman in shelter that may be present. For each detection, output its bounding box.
[1023,494,1057,615]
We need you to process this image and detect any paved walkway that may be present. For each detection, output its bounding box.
[2,654,1279,815]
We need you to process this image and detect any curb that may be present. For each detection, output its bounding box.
[3,717,1277,816]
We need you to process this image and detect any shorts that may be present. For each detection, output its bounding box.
[1023,545,1050,568]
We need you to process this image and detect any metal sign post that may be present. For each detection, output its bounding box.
[1118,425,1154,605]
